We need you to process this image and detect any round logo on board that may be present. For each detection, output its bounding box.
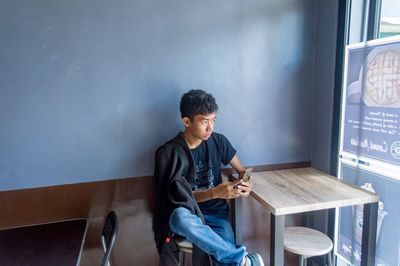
[391,141,400,159]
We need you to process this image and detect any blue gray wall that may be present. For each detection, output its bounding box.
[1,0,334,191]
[311,0,338,172]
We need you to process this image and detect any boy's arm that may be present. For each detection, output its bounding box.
[229,154,252,196]
[229,155,246,175]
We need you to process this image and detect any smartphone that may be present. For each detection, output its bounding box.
[240,168,253,182]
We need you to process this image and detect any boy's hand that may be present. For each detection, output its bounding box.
[212,178,252,199]
[212,179,243,199]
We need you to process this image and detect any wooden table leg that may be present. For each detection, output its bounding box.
[361,202,378,266]
[270,214,285,266]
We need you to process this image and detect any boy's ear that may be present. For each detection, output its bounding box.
[182,117,190,128]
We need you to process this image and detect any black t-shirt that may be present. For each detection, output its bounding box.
[189,132,236,216]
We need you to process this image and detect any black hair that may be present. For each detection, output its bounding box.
[180,89,219,120]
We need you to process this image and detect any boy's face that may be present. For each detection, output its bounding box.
[183,112,216,141]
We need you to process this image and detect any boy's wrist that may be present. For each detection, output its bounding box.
[210,187,215,199]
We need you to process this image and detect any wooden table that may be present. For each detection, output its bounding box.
[0,218,88,266]
[235,167,379,266]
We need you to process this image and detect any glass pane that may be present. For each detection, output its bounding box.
[380,0,400,38]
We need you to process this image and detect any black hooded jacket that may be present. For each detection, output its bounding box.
[152,132,206,259]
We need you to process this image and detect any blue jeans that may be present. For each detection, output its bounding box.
[169,207,247,266]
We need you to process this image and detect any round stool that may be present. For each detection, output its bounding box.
[284,226,333,266]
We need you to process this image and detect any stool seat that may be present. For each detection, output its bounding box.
[284,226,333,257]
[176,238,193,254]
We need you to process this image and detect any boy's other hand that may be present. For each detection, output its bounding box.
[235,177,252,197]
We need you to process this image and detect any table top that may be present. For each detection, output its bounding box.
[251,167,379,215]
[0,218,87,266]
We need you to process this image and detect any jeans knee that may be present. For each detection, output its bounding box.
[169,207,197,234]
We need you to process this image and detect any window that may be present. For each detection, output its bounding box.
[379,0,400,38]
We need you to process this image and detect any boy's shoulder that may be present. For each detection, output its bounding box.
[156,132,189,157]
[210,132,229,143]
[162,132,185,149]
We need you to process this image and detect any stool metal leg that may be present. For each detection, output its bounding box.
[178,250,183,266]
[182,252,186,266]
[327,251,333,266]
[299,256,305,266]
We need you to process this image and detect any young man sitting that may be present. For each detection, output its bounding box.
[153,89,264,266]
